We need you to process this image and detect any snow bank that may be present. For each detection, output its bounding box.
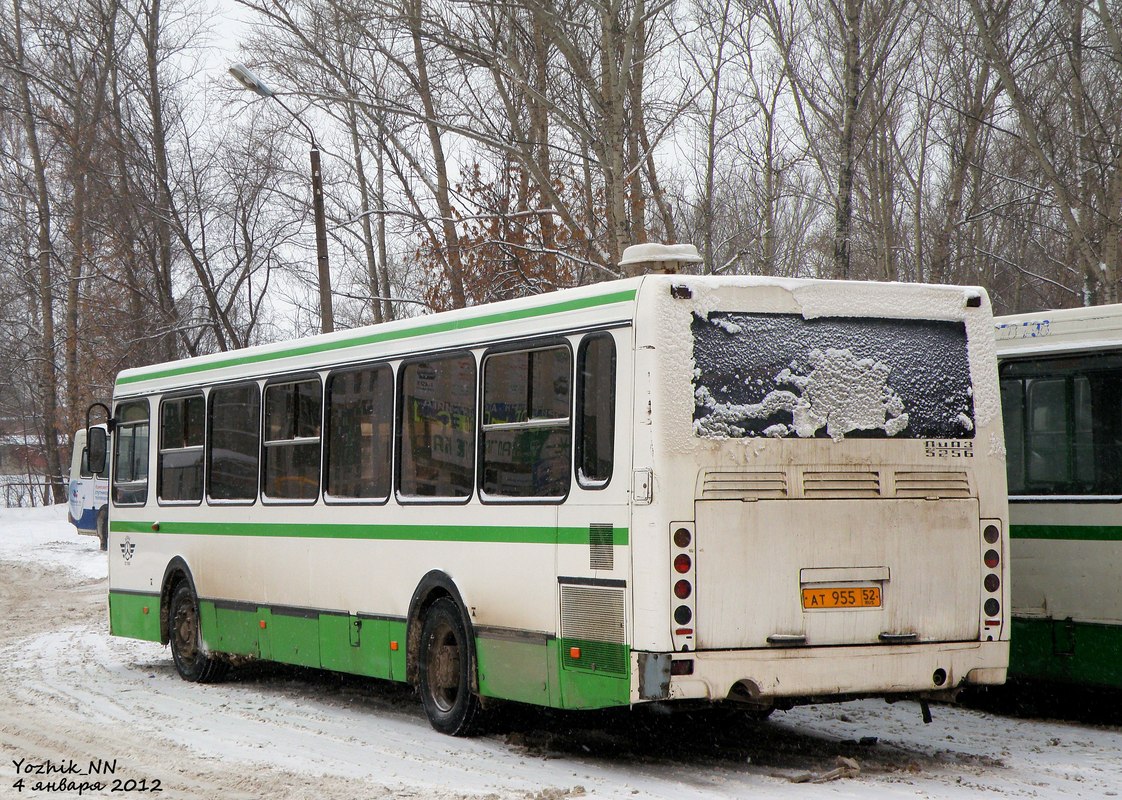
[0,503,107,581]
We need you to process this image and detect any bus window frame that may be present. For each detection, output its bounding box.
[574,331,617,491]
[477,338,573,505]
[156,390,206,507]
[111,398,151,507]
[1001,354,1122,501]
[323,361,395,506]
[395,349,477,505]
[206,380,262,507]
[260,373,324,506]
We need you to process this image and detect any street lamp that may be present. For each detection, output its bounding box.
[229,62,334,334]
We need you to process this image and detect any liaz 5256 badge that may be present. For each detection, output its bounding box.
[924,440,974,458]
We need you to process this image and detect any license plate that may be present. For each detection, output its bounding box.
[802,586,882,610]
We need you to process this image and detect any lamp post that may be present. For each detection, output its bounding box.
[229,62,334,334]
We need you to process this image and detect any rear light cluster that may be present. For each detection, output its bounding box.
[980,522,1003,640]
[671,524,696,651]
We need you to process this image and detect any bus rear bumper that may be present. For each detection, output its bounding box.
[653,640,1009,704]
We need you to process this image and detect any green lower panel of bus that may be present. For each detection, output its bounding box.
[108,591,162,642]
[1011,616,1122,688]
[109,590,631,711]
[197,601,409,682]
[475,636,631,710]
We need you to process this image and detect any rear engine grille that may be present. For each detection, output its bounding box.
[701,470,787,500]
[895,471,972,498]
[802,470,881,498]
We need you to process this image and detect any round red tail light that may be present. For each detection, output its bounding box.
[674,553,692,573]
[984,549,1000,569]
[674,579,692,599]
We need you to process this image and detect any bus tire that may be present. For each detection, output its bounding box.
[96,508,108,551]
[417,597,483,736]
[168,582,226,683]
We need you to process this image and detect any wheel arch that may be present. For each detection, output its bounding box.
[405,570,477,691]
[159,556,197,646]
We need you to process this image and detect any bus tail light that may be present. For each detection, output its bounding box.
[980,520,1004,640]
[671,523,696,652]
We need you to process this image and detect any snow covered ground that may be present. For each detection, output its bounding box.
[1,505,1121,799]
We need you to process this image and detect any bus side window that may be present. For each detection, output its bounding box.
[326,365,393,500]
[159,394,204,503]
[1088,372,1122,493]
[263,379,322,501]
[208,383,261,502]
[398,354,476,499]
[481,345,571,499]
[113,400,150,506]
[576,333,616,489]
[1000,377,1025,494]
[1026,377,1069,487]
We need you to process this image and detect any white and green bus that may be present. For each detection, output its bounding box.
[996,303,1122,689]
[93,246,1009,734]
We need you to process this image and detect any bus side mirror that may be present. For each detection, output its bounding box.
[88,426,107,475]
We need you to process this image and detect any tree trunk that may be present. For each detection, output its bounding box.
[834,0,862,280]
[408,0,466,308]
[12,0,65,501]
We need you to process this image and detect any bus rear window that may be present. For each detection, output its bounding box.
[692,313,975,440]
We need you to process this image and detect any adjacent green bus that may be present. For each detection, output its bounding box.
[997,303,1122,688]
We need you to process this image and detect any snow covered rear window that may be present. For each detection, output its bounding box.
[692,313,975,440]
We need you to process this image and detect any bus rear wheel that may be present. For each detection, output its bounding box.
[418,597,483,736]
[168,582,226,683]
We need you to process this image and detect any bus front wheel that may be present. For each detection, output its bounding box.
[417,597,483,736]
[168,582,226,683]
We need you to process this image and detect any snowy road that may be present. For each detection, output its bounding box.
[1,506,1120,799]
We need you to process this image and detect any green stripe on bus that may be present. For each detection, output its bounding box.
[1010,524,1122,541]
[116,289,637,386]
[110,519,629,546]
